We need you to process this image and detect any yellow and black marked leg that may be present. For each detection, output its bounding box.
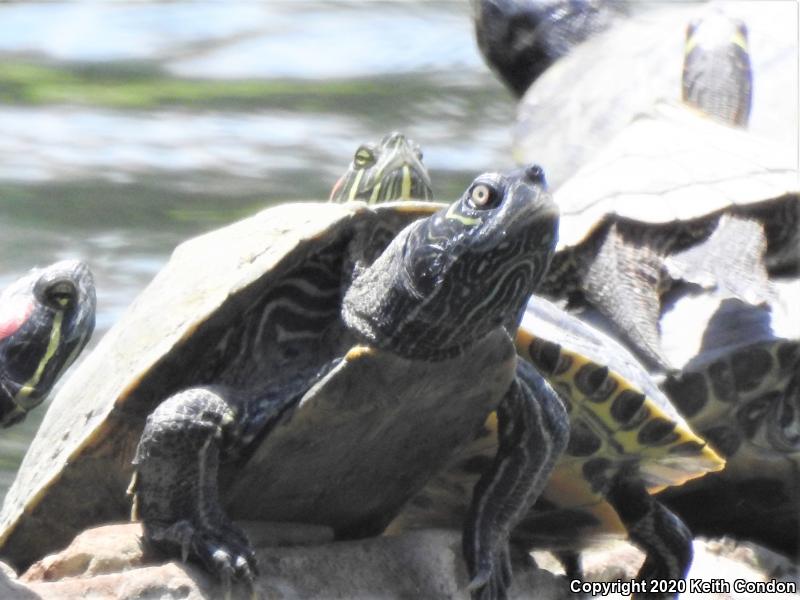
[132,387,258,587]
[606,471,692,600]
[463,362,569,600]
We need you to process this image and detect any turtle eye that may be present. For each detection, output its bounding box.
[44,280,77,309]
[354,145,376,168]
[467,183,499,210]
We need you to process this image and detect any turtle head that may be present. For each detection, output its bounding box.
[343,164,558,360]
[0,260,96,426]
[682,10,751,126]
[330,131,433,203]
[684,10,749,55]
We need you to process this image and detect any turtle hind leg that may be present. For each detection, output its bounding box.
[132,387,257,584]
[582,222,671,371]
[581,223,670,370]
[665,214,772,305]
[606,472,692,600]
[463,361,569,600]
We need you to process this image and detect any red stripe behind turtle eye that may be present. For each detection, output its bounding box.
[0,299,34,342]
[330,175,345,200]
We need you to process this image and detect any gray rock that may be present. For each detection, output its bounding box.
[579,537,800,600]
[17,522,571,599]
[0,562,37,600]
[14,521,797,599]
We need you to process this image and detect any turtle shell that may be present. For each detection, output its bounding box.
[657,279,800,555]
[552,102,798,259]
[223,331,514,534]
[513,3,798,189]
[390,295,724,549]
[2,200,510,568]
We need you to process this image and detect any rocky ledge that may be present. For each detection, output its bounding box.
[1,522,798,599]
[3,522,569,599]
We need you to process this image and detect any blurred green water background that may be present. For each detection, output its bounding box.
[0,1,517,499]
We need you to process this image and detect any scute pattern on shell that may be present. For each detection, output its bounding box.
[389,295,725,551]
[516,328,723,493]
[663,339,800,460]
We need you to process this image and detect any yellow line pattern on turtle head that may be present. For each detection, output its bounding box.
[14,312,63,408]
[400,165,412,200]
[731,29,748,51]
[369,179,384,203]
[347,168,365,201]
[445,202,481,226]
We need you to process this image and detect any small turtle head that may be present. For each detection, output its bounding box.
[682,10,752,126]
[0,260,96,426]
[330,132,433,203]
[343,164,558,359]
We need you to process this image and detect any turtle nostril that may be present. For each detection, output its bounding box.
[525,164,546,185]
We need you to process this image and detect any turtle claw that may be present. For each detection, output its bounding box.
[146,519,258,587]
[198,537,258,585]
[499,544,512,591]
[467,547,512,600]
[235,554,257,579]
[214,551,257,600]
[467,566,491,592]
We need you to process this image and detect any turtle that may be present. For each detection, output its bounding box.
[0,165,569,600]
[336,144,726,591]
[329,130,433,203]
[0,260,96,427]
[513,2,797,189]
[472,0,630,98]
[654,277,800,557]
[388,292,725,593]
[514,5,798,371]
[680,8,752,128]
[535,99,798,371]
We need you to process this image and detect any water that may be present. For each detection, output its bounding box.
[0,1,518,499]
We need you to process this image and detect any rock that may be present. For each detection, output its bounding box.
[17,522,572,599]
[0,561,37,600]
[21,521,335,583]
[22,523,150,582]
[579,537,800,599]
[14,522,798,599]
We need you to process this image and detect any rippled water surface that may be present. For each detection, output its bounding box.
[0,1,517,498]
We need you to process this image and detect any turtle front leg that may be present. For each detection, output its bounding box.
[463,362,569,600]
[606,472,693,599]
[131,387,257,584]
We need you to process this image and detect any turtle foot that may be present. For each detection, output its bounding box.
[467,542,512,600]
[134,388,258,585]
[146,518,258,584]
